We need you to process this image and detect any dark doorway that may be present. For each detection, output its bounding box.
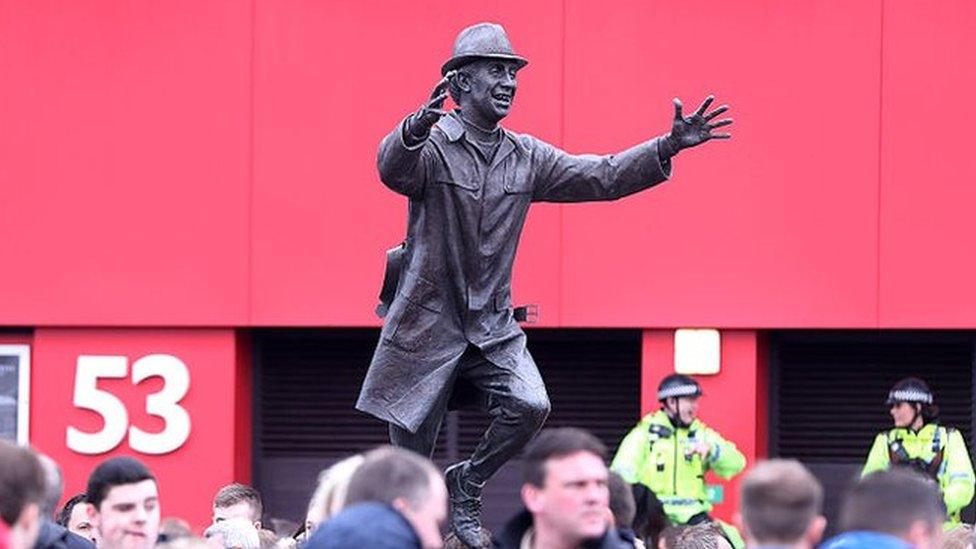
[252,328,641,534]
[769,331,976,536]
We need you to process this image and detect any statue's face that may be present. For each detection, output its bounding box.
[457,58,520,124]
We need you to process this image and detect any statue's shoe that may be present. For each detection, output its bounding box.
[445,462,490,548]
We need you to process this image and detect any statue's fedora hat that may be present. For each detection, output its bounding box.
[441,22,528,76]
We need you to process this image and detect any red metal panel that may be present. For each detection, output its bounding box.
[878,0,976,327]
[0,2,250,325]
[29,328,247,531]
[561,1,882,328]
[640,329,763,522]
[249,0,564,325]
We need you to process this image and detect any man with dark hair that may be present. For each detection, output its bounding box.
[358,20,732,548]
[85,456,159,549]
[821,469,945,549]
[34,455,94,549]
[495,428,632,549]
[306,447,447,549]
[212,484,263,530]
[737,460,825,549]
[56,495,97,545]
[0,440,47,549]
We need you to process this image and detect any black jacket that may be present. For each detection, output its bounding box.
[34,521,94,549]
[494,508,636,549]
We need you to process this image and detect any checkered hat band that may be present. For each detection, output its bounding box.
[888,389,932,404]
[658,384,701,400]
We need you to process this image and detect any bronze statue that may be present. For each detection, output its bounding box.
[357,22,732,547]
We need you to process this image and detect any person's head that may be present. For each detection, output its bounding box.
[887,377,938,429]
[158,517,192,542]
[0,440,46,549]
[344,447,447,549]
[304,454,364,535]
[36,453,64,519]
[213,484,263,530]
[204,517,260,549]
[606,473,635,530]
[521,428,611,547]
[657,374,703,427]
[659,523,732,549]
[57,494,99,544]
[442,23,527,127]
[738,459,825,548]
[841,469,945,549]
[942,524,975,549]
[86,456,160,549]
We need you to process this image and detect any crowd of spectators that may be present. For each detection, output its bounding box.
[2,428,974,549]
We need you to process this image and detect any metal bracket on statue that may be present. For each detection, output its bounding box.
[514,304,539,323]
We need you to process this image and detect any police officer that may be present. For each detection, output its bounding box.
[611,374,746,547]
[862,377,975,524]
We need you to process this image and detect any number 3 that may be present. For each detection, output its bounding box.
[66,354,192,455]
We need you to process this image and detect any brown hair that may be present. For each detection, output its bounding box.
[740,459,823,544]
[522,428,607,488]
[213,484,263,522]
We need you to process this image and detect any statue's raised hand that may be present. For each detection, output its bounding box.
[666,95,732,153]
[406,71,457,141]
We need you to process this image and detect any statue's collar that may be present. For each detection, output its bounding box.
[437,112,467,142]
[438,111,505,143]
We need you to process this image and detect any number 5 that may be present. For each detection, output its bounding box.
[66,356,129,454]
[66,354,192,455]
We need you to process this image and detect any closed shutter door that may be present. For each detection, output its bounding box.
[771,331,975,534]
[254,328,640,532]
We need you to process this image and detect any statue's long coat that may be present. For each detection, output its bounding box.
[356,111,672,432]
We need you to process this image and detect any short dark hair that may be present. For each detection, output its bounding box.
[344,447,439,509]
[607,473,636,529]
[740,459,822,544]
[86,456,156,510]
[522,428,607,487]
[213,483,263,521]
[0,440,46,525]
[841,469,944,535]
[56,493,89,527]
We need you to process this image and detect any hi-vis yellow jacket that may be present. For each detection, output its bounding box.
[863,423,975,523]
[611,410,746,524]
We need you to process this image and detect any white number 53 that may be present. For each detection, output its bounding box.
[66,354,191,455]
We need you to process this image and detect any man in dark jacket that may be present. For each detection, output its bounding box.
[358,21,732,547]
[494,428,633,549]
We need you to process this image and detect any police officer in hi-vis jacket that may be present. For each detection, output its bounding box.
[862,377,975,524]
[611,374,746,547]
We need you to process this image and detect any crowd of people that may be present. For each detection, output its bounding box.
[2,372,975,549]
[2,423,975,549]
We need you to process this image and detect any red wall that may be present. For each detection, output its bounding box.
[1,0,974,328]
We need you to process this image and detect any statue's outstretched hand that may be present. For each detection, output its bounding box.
[666,95,732,153]
[406,71,456,140]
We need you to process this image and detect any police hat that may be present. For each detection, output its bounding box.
[657,374,703,401]
[441,22,529,76]
[886,377,934,405]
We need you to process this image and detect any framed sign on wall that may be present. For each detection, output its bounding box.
[0,344,30,444]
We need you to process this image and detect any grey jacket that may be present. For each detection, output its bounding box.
[356,111,672,432]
